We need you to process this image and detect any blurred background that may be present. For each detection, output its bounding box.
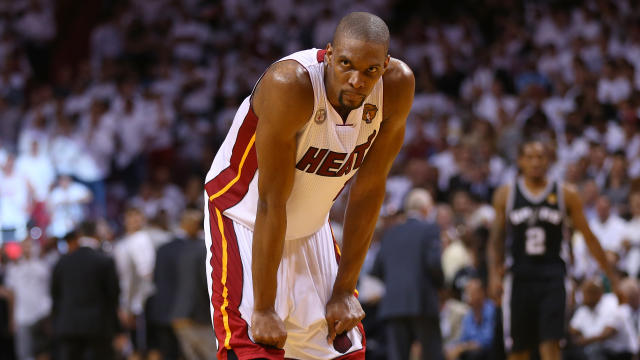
[1,0,640,359]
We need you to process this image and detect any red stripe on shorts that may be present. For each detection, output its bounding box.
[208,205,284,359]
[205,106,284,359]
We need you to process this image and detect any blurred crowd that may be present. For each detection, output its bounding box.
[0,0,640,359]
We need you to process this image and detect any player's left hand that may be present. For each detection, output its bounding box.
[325,292,365,344]
[610,274,624,302]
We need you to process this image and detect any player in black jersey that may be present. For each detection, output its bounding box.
[488,141,618,360]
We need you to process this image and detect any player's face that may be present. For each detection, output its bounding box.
[518,143,549,181]
[325,38,389,111]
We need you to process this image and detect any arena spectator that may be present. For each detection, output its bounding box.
[170,210,217,360]
[440,288,470,349]
[582,179,601,222]
[48,113,80,177]
[623,192,640,278]
[15,140,54,203]
[372,188,444,360]
[146,211,201,359]
[604,151,632,214]
[619,278,640,344]
[569,278,637,360]
[4,238,52,360]
[46,175,92,238]
[14,0,55,81]
[590,195,627,255]
[0,265,14,359]
[51,225,119,360]
[113,206,155,356]
[0,98,21,149]
[0,155,31,242]
[74,99,115,217]
[17,109,49,157]
[438,204,473,285]
[446,278,495,360]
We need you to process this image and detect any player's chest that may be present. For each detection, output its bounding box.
[509,203,563,226]
[294,104,382,178]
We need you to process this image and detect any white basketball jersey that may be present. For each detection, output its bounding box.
[204,48,383,240]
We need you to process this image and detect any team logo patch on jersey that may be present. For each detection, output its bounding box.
[362,103,378,124]
[547,193,557,205]
[315,108,327,124]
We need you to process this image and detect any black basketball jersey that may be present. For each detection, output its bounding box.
[506,178,566,280]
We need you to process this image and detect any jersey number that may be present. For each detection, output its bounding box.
[525,227,546,255]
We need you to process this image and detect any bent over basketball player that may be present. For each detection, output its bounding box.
[488,141,618,360]
[203,12,414,360]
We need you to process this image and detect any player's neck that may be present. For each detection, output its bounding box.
[327,100,351,123]
[331,103,351,121]
[324,65,352,122]
[522,176,548,194]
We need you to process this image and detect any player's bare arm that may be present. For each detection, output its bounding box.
[250,60,314,349]
[563,184,619,288]
[326,58,414,342]
[488,184,509,303]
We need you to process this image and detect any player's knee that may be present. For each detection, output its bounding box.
[508,351,530,360]
[538,340,561,360]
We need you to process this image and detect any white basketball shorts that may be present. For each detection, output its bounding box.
[203,195,365,359]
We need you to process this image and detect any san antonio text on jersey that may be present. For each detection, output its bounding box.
[506,178,567,280]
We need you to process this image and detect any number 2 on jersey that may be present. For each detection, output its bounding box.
[525,227,546,255]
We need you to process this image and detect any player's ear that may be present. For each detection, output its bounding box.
[325,43,333,63]
[381,55,390,75]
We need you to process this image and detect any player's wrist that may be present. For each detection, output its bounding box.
[253,303,277,313]
[329,289,356,303]
[332,276,358,297]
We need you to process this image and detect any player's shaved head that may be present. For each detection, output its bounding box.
[324,12,390,114]
[333,12,389,52]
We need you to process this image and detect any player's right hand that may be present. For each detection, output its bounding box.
[488,274,503,305]
[251,308,287,349]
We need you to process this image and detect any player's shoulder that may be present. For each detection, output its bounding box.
[382,58,414,92]
[382,58,414,119]
[495,183,512,196]
[258,60,314,100]
[253,60,314,120]
[493,184,511,208]
[560,182,579,202]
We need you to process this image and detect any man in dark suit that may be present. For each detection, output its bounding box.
[372,188,444,360]
[171,209,218,359]
[51,223,119,360]
[146,210,204,359]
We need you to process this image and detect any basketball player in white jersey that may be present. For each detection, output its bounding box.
[203,12,414,360]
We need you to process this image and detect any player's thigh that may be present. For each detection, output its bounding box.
[204,202,286,360]
[286,223,342,309]
[283,224,365,359]
[537,279,566,343]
